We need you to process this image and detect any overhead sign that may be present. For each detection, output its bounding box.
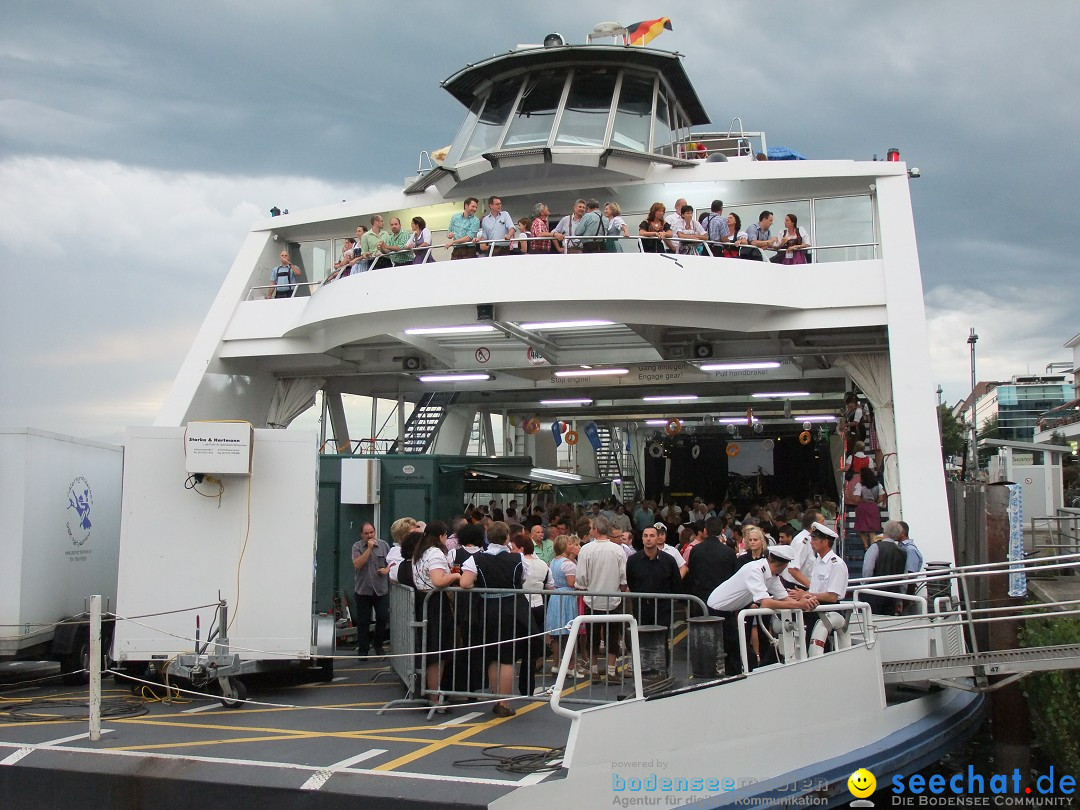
[526,347,548,367]
[474,347,491,364]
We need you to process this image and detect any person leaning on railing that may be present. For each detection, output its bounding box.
[638,202,675,253]
[774,213,811,265]
[529,202,557,254]
[604,202,629,253]
[268,249,301,299]
[405,216,434,264]
[445,196,481,259]
[373,217,413,269]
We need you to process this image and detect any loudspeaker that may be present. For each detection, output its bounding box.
[693,342,714,359]
[402,356,423,371]
[668,345,689,359]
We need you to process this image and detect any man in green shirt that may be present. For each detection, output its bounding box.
[445,197,481,259]
[375,217,413,268]
[358,215,386,273]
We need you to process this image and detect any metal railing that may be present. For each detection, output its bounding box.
[247,236,883,299]
[735,602,874,673]
[1028,515,1080,563]
[383,584,713,709]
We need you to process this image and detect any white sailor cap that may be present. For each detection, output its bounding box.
[810,522,838,540]
[653,522,667,532]
[766,545,796,562]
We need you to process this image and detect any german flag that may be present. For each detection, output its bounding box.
[626,17,673,47]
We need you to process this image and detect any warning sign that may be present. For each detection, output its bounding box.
[526,347,548,367]
[475,347,491,364]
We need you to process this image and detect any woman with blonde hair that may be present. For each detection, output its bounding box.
[604,201,629,253]
[544,534,582,675]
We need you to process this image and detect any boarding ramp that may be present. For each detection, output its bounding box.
[853,551,1080,690]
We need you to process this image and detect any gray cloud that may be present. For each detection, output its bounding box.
[1,2,1077,437]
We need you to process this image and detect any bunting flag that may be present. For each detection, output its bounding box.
[626,17,673,47]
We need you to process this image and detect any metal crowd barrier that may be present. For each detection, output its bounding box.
[401,586,713,708]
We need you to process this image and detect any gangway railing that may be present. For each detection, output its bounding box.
[1029,514,1080,561]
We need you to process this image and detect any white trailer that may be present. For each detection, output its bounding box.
[111,426,332,703]
[0,428,123,680]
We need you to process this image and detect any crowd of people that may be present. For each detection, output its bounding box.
[269,195,815,296]
[349,490,924,715]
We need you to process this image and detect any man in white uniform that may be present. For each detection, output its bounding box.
[807,522,848,604]
[707,546,818,614]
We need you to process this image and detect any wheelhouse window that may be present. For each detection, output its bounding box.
[553,67,617,147]
[611,72,654,152]
[461,79,522,160]
[503,69,567,148]
[652,93,672,152]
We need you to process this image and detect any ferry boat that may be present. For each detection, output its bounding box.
[98,25,993,810]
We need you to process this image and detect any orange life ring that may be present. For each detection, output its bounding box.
[726,443,740,457]
[665,418,682,436]
[565,430,579,445]
[799,430,812,445]
[524,418,541,434]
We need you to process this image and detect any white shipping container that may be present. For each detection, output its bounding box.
[0,428,123,657]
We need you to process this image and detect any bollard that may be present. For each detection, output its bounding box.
[688,616,725,679]
[636,625,668,678]
[89,594,101,741]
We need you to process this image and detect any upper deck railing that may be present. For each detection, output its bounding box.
[247,234,879,301]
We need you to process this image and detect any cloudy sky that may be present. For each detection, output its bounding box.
[2,1,1077,442]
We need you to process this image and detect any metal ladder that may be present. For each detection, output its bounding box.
[389,392,456,454]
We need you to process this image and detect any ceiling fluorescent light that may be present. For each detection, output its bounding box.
[751,391,810,399]
[794,415,837,422]
[699,361,781,371]
[404,325,496,335]
[645,419,669,426]
[418,373,492,383]
[520,320,615,330]
[554,367,628,377]
[643,394,699,402]
[539,398,594,405]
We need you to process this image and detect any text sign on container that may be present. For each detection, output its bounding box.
[184,422,253,475]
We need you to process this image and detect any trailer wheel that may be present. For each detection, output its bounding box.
[60,634,91,685]
[316,657,334,682]
[218,677,248,708]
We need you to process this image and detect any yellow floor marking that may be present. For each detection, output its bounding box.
[108,732,552,754]
[375,683,586,773]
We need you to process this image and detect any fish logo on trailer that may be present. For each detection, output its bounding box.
[66,476,93,546]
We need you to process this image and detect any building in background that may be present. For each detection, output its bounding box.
[1034,331,1080,449]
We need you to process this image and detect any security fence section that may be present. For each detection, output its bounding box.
[384,582,717,707]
